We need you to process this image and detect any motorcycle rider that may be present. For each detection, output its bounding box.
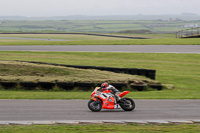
[95,82,121,102]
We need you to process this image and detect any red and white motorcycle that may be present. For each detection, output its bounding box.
[88,87,135,112]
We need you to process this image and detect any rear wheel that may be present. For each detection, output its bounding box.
[88,99,102,112]
[118,98,135,111]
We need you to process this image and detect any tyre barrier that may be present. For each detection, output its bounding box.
[57,82,74,90]
[138,69,147,76]
[149,85,163,90]
[38,82,56,90]
[0,82,17,89]
[110,83,128,90]
[2,60,161,91]
[111,68,122,73]
[20,82,38,90]
[74,82,94,91]
[130,84,147,91]
[0,81,162,91]
[147,73,156,80]
[130,69,139,75]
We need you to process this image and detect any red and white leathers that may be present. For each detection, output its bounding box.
[100,84,121,102]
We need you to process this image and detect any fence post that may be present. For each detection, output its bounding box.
[176,32,178,38]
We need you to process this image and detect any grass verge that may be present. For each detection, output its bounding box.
[0,89,199,99]
[0,123,199,133]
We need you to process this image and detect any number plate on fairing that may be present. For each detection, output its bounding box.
[99,93,113,99]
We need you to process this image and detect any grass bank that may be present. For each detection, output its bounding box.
[0,51,199,99]
[0,123,199,133]
[0,61,154,84]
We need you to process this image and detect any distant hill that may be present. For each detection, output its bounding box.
[0,14,200,20]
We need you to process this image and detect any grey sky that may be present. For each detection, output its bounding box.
[0,0,200,17]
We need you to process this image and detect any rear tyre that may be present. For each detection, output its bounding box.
[118,98,135,111]
[88,99,102,112]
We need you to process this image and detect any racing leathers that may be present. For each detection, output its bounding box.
[97,85,121,102]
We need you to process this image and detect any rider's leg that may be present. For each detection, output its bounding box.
[115,92,121,101]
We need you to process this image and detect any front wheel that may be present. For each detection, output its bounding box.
[118,98,135,111]
[88,99,102,112]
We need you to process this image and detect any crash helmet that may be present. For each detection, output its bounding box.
[101,82,109,89]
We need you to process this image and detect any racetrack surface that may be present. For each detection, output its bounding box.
[0,45,200,53]
[0,100,199,122]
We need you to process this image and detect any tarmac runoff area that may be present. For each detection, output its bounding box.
[0,99,199,125]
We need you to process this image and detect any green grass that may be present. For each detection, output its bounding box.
[0,124,199,133]
[0,51,199,99]
[0,34,200,45]
[1,37,200,45]
[0,91,89,99]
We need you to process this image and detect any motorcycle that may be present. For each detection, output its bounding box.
[88,87,135,112]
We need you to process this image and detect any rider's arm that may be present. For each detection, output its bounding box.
[106,85,115,90]
[107,85,119,94]
[94,87,101,93]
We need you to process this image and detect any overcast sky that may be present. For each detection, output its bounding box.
[0,0,200,17]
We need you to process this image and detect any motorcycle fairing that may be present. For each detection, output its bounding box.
[119,91,130,98]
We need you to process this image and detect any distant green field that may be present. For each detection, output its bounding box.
[1,20,199,33]
[0,33,200,45]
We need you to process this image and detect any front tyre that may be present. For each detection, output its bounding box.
[118,98,135,111]
[88,99,102,112]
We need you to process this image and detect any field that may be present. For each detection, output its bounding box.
[0,51,199,99]
[1,20,200,33]
[0,33,200,45]
[0,20,200,45]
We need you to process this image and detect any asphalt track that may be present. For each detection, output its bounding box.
[0,100,200,123]
[0,45,200,53]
